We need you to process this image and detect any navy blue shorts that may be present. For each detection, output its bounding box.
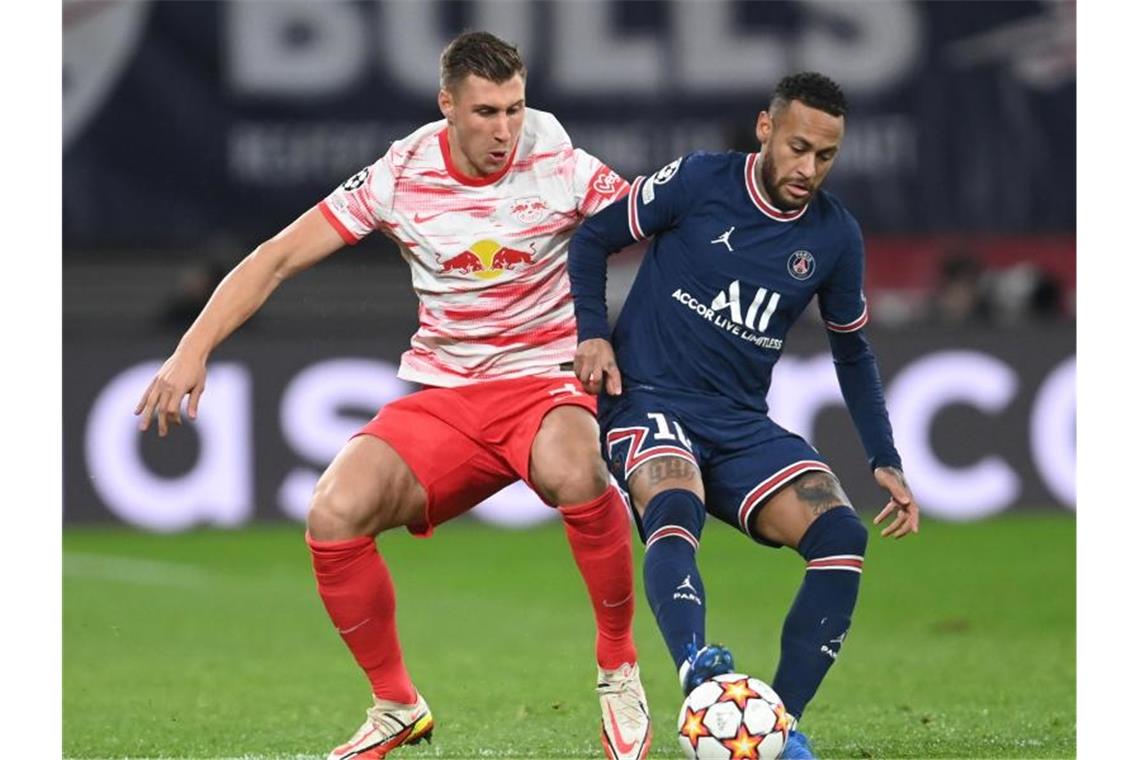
[598,387,832,547]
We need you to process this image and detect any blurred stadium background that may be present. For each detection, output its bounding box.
[62,1,1076,757]
[64,0,1074,530]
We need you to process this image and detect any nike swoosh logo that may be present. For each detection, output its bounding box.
[412,204,497,224]
[336,617,372,635]
[602,593,633,608]
[606,703,638,756]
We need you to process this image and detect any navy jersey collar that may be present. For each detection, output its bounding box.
[744,153,810,222]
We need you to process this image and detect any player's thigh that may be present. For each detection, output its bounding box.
[362,393,521,537]
[703,429,837,548]
[528,404,610,506]
[752,469,852,550]
[600,394,704,515]
[626,456,704,516]
[308,434,426,540]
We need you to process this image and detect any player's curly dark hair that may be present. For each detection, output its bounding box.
[440,31,527,91]
[771,72,847,118]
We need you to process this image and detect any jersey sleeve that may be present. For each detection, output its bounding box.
[572,149,630,217]
[819,212,901,471]
[624,155,689,242]
[816,212,870,332]
[568,154,693,342]
[317,151,398,245]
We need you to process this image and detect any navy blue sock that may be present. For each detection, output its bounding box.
[641,489,707,670]
[772,507,868,720]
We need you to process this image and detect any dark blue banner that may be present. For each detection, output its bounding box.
[63,0,1076,249]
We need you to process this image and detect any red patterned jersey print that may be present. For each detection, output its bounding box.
[319,109,628,387]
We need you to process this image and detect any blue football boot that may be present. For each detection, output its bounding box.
[678,643,736,695]
[780,729,816,759]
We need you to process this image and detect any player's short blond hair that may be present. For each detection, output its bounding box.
[440,31,527,92]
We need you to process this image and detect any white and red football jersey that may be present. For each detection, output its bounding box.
[318,109,628,387]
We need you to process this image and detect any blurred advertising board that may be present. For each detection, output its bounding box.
[64,0,1075,247]
[64,326,1074,531]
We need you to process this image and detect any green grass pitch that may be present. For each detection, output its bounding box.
[63,513,1074,759]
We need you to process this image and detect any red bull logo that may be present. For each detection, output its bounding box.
[439,239,534,280]
[509,197,548,224]
[439,250,483,275]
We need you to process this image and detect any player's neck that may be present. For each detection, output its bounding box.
[445,127,484,179]
[752,151,778,208]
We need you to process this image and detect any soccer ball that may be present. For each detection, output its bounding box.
[676,673,790,760]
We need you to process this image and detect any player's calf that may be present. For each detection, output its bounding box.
[559,485,639,669]
[771,505,868,721]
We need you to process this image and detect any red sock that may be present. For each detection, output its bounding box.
[306,533,417,704]
[559,486,638,670]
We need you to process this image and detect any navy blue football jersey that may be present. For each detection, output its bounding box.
[576,151,868,414]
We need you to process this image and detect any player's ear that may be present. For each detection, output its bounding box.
[755,111,772,145]
[438,88,454,123]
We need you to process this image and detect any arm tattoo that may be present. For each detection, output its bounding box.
[879,466,908,489]
[793,472,849,516]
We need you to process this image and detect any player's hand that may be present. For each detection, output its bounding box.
[574,338,622,396]
[134,349,209,437]
[871,466,919,539]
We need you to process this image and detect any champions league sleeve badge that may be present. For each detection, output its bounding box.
[341,167,370,191]
[787,250,816,280]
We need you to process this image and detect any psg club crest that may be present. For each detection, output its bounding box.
[787,250,816,280]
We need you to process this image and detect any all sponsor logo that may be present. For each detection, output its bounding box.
[438,239,535,280]
[671,280,785,349]
[787,250,816,280]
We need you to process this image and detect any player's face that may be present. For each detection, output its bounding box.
[439,73,526,177]
[755,100,844,211]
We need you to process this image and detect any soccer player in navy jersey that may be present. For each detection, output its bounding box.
[567,73,920,759]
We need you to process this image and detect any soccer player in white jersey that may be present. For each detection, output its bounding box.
[135,32,651,760]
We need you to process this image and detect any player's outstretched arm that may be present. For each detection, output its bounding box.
[872,466,920,539]
[135,206,345,436]
[574,337,622,396]
[826,329,918,539]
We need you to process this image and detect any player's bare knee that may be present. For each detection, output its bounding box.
[792,503,868,564]
[540,452,610,506]
[306,478,398,540]
[307,484,365,540]
[530,407,609,505]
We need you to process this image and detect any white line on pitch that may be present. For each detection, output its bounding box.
[63,552,212,588]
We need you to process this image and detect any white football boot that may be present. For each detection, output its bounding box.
[326,693,433,760]
[597,662,652,760]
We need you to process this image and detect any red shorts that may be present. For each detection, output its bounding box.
[356,375,597,537]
